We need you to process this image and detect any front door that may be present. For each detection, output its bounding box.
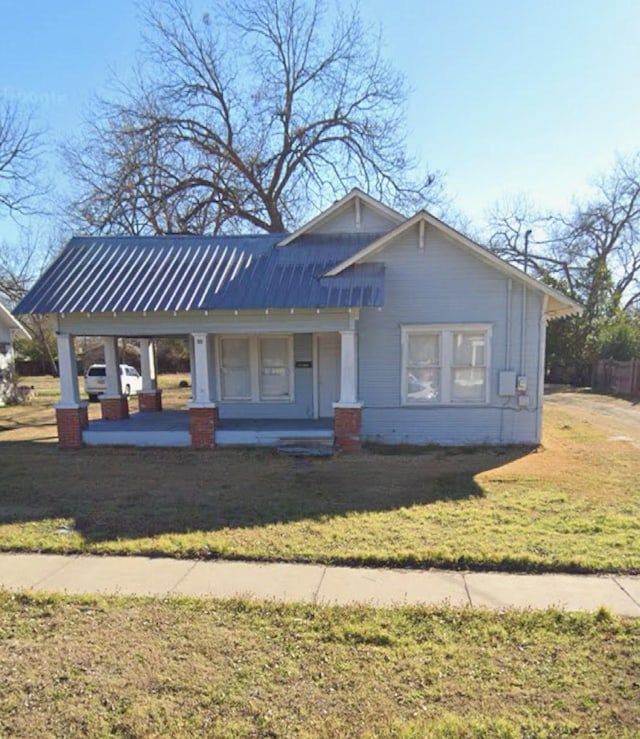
[317,333,341,417]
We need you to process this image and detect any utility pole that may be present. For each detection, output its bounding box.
[524,229,532,274]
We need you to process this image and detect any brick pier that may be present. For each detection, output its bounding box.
[334,405,362,451]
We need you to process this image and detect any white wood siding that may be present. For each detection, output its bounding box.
[357,224,544,445]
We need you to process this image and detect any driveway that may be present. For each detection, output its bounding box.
[545,389,640,444]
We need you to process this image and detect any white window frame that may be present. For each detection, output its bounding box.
[401,324,492,406]
[216,334,295,403]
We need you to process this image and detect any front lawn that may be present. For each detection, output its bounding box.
[0,378,639,572]
[1,592,638,737]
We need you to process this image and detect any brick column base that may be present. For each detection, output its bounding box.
[100,395,130,421]
[138,390,163,412]
[189,406,219,449]
[79,404,89,429]
[56,406,87,449]
[334,405,362,451]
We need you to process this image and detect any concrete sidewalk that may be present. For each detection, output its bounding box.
[1,552,639,616]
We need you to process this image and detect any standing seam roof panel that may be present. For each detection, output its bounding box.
[14,233,386,314]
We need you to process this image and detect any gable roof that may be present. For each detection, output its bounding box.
[0,301,30,339]
[14,233,385,315]
[324,210,583,318]
[278,188,405,246]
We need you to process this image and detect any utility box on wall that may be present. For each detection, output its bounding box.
[498,371,517,397]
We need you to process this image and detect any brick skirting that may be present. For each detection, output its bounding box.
[100,395,130,421]
[56,406,88,449]
[334,406,362,451]
[137,390,163,412]
[189,406,219,449]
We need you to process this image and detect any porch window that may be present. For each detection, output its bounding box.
[219,337,252,400]
[259,337,291,400]
[218,335,294,402]
[401,324,491,405]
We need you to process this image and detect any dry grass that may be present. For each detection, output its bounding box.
[0,377,639,572]
[1,591,639,737]
[0,373,191,442]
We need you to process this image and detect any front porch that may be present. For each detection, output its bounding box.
[54,316,364,451]
[82,411,334,448]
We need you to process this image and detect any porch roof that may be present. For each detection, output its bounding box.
[15,233,385,316]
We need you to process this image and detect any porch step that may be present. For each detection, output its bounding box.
[277,443,335,457]
[216,426,334,447]
[278,436,334,447]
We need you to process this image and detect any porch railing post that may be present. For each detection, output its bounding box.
[139,338,157,392]
[188,332,218,448]
[333,329,363,451]
[138,338,163,411]
[56,332,80,407]
[55,333,88,449]
[100,336,129,420]
[103,336,121,397]
[338,329,358,404]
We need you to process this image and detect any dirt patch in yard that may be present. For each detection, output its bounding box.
[545,390,640,446]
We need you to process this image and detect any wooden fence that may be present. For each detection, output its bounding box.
[593,358,640,397]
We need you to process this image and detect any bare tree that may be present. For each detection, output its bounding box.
[488,156,640,312]
[486,154,640,381]
[0,98,45,217]
[66,104,232,235]
[0,231,62,375]
[66,0,437,235]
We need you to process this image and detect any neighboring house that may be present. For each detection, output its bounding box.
[0,301,31,406]
[14,189,581,448]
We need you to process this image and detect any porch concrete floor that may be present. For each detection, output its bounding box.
[82,410,334,447]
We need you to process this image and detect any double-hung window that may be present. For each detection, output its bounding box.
[219,337,252,400]
[402,324,491,405]
[218,335,293,402]
[259,337,292,400]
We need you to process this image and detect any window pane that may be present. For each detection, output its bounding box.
[261,337,288,367]
[222,338,250,368]
[221,338,251,399]
[261,368,289,398]
[408,334,439,365]
[407,368,440,402]
[260,337,290,399]
[452,368,486,401]
[453,332,485,366]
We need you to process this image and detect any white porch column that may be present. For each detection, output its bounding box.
[139,338,157,392]
[188,334,196,399]
[103,336,122,397]
[189,332,215,406]
[337,330,359,405]
[56,333,80,407]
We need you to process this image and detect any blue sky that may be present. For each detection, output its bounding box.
[1,0,639,241]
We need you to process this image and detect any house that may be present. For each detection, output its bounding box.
[0,301,31,406]
[14,189,580,449]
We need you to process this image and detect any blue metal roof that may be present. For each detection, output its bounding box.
[15,233,385,315]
